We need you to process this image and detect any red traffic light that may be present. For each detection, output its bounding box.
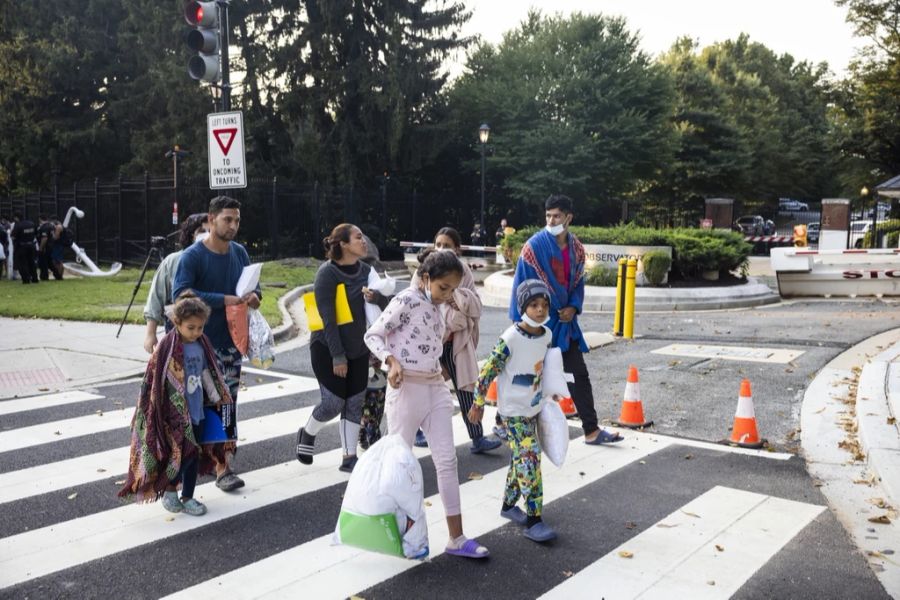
[184,1,217,28]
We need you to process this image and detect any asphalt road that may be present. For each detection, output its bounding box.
[1,296,898,598]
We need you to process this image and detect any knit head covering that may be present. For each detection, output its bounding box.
[516,279,550,316]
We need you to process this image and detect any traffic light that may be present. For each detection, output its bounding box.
[184,1,219,82]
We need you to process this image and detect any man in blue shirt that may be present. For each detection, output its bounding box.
[173,196,261,491]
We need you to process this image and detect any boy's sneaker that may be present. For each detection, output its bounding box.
[162,491,183,513]
[181,498,207,516]
[470,436,502,454]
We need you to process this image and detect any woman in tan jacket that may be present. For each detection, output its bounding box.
[412,227,502,453]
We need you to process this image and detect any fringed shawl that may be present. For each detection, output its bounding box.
[118,329,232,502]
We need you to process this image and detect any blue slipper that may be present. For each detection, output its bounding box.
[500,506,528,525]
[585,429,624,445]
[524,521,557,543]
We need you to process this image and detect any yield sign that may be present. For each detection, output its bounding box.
[213,128,238,156]
[207,111,247,189]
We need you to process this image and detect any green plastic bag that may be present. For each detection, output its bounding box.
[336,509,405,557]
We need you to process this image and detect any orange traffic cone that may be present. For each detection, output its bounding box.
[557,396,578,418]
[486,380,498,406]
[612,366,653,428]
[725,379,765,448]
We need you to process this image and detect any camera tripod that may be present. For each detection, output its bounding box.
[116,238,166,338]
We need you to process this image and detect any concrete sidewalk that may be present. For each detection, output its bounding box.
[802,328,900,594]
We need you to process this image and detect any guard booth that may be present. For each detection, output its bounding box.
[819,198,851,250]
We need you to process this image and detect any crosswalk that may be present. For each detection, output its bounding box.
[0,366,855,599]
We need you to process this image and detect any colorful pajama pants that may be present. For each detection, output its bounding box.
[503,415,543,517]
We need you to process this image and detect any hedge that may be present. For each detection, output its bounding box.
[863,219,900,248]
[501,224,752,279]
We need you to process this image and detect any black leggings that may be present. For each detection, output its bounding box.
[173,421,205,499]
[309,341,368,424]
[440,341,484,441]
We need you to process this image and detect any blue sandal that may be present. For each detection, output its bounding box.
[585,429,624,445]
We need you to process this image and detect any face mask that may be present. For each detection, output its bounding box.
[521,313,549,328]
[194,231,210,243]
[546,223,565,236]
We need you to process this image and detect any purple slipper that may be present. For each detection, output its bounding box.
[445,538,490,559]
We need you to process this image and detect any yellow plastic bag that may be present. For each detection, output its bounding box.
[304,283,353,331]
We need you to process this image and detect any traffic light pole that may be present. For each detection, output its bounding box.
[217,0,231,112]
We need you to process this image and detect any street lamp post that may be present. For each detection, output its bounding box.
[479,123,490,236]
[861,186,878,249]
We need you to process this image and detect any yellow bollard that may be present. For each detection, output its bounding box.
[623,258,637,339]
[614,257,626,336]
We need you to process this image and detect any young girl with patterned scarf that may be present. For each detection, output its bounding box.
[119,291,232,516]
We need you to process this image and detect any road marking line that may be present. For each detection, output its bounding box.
[0,375,318,453]
[651,343,804,364]
[540,486,824,600]
[165,432,672,600]
[0,406,502,589]
[0,391,104,416]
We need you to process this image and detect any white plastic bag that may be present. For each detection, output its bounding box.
[247,308,275,369]
[333,434,429,559]
[537,399,569,467]
[364,269,397,327]
[542,347,573,398]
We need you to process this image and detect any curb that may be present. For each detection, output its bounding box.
[480,270,780,312]
[272,284,313,344]
[801,327,900,593]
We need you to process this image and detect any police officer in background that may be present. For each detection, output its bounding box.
[36,214,56,281]
[11,212,38,284]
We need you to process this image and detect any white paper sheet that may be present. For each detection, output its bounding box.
[236,263,263,297]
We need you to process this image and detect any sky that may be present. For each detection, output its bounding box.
[450,0,863,78]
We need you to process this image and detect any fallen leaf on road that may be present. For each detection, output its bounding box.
[888,417,897,425]
[869,515,892,524]
[114,480,126,485]
[625,521,637,529]
[715,544,725,552]
[424,500,432,507]
[657,523,678,529]
[579,471,586,477]
[639,460,647,465]
[681,510,701,518]
[277,385,283,389]
[562,571,574,578]
[97,468,106,473]
[96,410,104,416]
[684,454,693,460]
[38,387,49,392]
[67,493,78,500]
[618,551,633,559]
[707,580,716,586]
[467,472,483,481]
[814,407,826,414]
[54,431,61,436]
[165,516,175,522]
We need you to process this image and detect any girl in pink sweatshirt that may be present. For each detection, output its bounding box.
[364,249,490,559]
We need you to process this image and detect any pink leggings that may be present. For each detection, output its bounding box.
[385,374,460,515]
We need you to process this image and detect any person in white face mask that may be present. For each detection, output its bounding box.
[509,194,624,445]
[142,213,209,354]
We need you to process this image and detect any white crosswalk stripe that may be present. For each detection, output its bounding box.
[0,369,841,598]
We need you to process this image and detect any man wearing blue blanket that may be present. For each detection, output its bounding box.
[509,194,624,445]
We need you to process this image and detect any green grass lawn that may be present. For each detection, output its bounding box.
[0,259,317,326]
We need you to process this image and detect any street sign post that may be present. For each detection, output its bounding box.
[207,111,247,189]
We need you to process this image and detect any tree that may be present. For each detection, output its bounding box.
[445,11,676,225]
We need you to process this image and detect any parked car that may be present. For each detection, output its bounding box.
[778,198,809,212]
[736,215,766,236]
[764,219,776,236]
[849,221,871,248]
[807,222,820,243]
